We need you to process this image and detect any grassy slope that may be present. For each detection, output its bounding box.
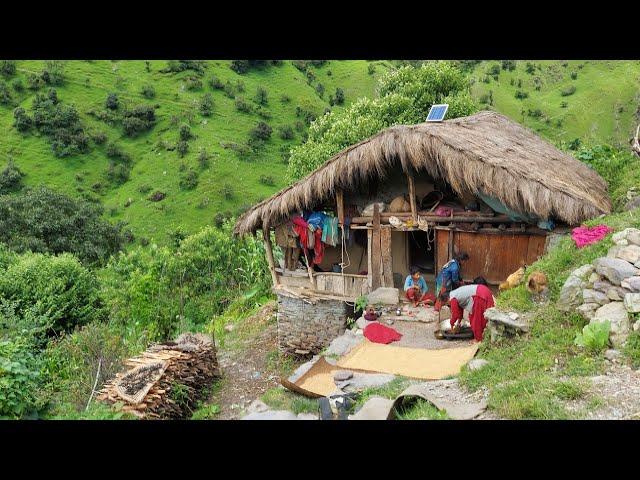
[0,60,388,245]
[470,60,640,147]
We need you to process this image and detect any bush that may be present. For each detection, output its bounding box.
[501,60,516,71]
[223,81,236,98]
[230,60,271,74]
[41,61,65,86]
[220,183,234,200]
[0,81,13,105]
[254,86,268,105]
[259,174,275,186]
[0,186,126,265]
[122,104,156,137]
[160,60,206,75]
[525,62,536,74]
[561,85,576,97]
[105,142,131,163]
[184,76,203,91]
[11,78,24,92]
[0,336,43,418]
[368,64,376,75]
[179,123,193,141]
[574,321,610,353]
[199,93,214,116]
[198,148,210,169]
[91,131,107,145]
[208,75,224,90]
[278,124,294,140]
[0,252,104,333]
[179,169,199,190]
[570,72,578,80]
[176,140,189,157]
[105,93,119,110]
[141,84,155,99]
[249,121,272,142]
[487,64,500,76]
[333,87,345,105]
[0,60,16,77]
[514,90,529,100]
[280,94,291,103]
[0,159,25,194]
[13,107,32,132]
[235,96,252,113]
[315,83,325,98]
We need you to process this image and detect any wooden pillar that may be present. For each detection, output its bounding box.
[371,204,382,290]
[336,189,345,226]
[407,173,417,222]
[380,226,393,287]
[262,228,280,287]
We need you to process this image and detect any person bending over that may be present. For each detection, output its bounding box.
[434,252,469,310]
[404,266,430,307]
[438,283,495,342]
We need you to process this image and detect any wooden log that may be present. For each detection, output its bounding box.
[336,189,345,226]
[351,214,511,224]
[367,229,373,289]
[371,204,381,290]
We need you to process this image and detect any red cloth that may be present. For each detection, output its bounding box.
[449,284,495,341]
[406,289,435,304]
[363,322,402,344]
[571,224,613,248]
[312,228,324,265]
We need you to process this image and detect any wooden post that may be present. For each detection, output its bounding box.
[336,189,345,226]
[407,173,417,223]
[380,226,393,287]
[262,228,280,287]
[371,204,382,290]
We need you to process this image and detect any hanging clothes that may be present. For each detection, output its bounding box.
[312,228,324,265]
[322,215,339,246]
[292,216,309,254]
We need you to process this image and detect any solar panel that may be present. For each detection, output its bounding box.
[426,104,449,122]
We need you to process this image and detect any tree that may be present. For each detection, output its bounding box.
[287,62,476,181]
[0,159,25,194]
[0,186,126,265]
[0,60,17,77]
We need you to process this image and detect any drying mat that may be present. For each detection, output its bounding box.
[115,361,168,404]
[281,357,341,398]
[337,341,479,380]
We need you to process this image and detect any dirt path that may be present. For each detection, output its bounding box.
[207,302,283,419]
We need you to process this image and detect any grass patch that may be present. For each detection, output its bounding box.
[191,403,221,420]
[394,399,449,420]
[261,387,318,415]
[623,332,640,369]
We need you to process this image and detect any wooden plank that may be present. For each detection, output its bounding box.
[367,229,373,289]
[371,204,382,290]
[262,229,280,286]
[336,189,345,226]
[407,173,418,222]
[380,226,393,287]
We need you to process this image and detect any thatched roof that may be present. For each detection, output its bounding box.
[234,111,611,235]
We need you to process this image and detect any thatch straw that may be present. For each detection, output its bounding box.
[234,111,611,235]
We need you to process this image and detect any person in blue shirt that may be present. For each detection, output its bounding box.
[435,252,469,310]
[404,266,430,307]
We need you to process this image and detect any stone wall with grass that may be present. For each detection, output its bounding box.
[276,292,348,355]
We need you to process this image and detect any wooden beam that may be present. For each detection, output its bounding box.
[367,229,373,289]
[407,173,417,222]
[262,228,280,287]
[336,189,345,226]
[371,203,382,290]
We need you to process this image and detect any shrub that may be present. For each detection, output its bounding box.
[138,184,152,194]
[278,124,294,140]
[223,81,236,98]
[11,78,24,92]
[160,60,206,75]
[0,336,43,418]
[568,138,581,150]
[0,81,13,105]
[254,86,268,105]
[234,96,252,113]
[199,93,214,116]
[122,104,156,137]
[27,72,44,91]
[0,186,125,265]
[334,87,345,105]
[487,64,500,76]
[179,123,193,141]
[91,131,107,144]
[514,90,529,100]
[208,75,224,90]
[367,64,376,75]
[315,83,325,98]
[105,141,131,163]
[105,93,119,110]
[0,60,17,77]
[259,174,275,186]
[501,60,516,71]
[0,252,104,333]
[561,85,576,97]
[235,80,245,92]
[220,183,234,200]
[0,159,25,194]
[570,72,578,80]
[213,212,230,228]
[179,169,199,190]
[184,76,203,90]
[560,101,568,108]
[525,62,536,74]
[198,148,210,169]
[249,121,272,142]
[574,321,610,353]
[176,140,189,157]
[280,94,291,103]
[141,84,155,98]
[41,61,65,86]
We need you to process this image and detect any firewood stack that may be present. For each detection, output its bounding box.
[97,333,220,419]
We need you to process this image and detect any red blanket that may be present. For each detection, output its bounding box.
[571,224,612,248]
[363,322,403,344]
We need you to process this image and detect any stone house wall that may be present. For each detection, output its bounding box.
[276,292,349,355]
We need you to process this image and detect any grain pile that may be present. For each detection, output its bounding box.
[97,333,220,419]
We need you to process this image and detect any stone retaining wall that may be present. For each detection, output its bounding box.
[276,292,349,355]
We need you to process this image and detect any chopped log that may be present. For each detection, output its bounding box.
[97,333,220,420]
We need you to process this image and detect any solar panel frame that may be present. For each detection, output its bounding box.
[426,104,449,122]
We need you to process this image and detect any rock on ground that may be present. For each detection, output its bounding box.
[367,287,400,305]
[467,359,489,371]
[593,258,638,286]
[624,293,640,313]
[591,302,630,347]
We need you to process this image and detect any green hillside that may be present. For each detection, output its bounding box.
[0,60,390,244]
[470,60,640,147]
